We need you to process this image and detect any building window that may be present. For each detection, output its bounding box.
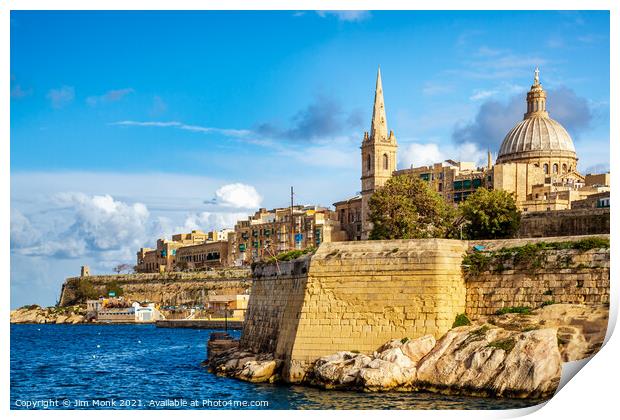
[382,154,388,170]
[553,164,558,174]
[366,154,371,172]
[543,163,549,174]
[438,182,443,192]
[562,164,567,173]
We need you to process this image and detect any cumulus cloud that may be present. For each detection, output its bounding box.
[11,209,40,248]
[316,11,370,22]
[46,85,75,109]
[86,88,134,106]
[399,142,487,168]
[453,87,593,151]
[14,193,151,259]
[213,183,262,209]
[179,211,251,233]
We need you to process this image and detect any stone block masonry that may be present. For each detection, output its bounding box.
[59,268,251,307]
[242,239,470,382]
[464,235,609,317]
[239,235,609,383]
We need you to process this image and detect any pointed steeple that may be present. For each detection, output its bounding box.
[370,66,388,142]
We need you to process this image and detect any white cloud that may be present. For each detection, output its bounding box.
[46,85,75,109]
[399,143,444,168]
[86,88,134,106]
[111,120,252,138]
[179,211,251,232]
[214,183,262,209]
[15,193,151,259]
[399,142,487,168]
[10,209,40,248]
[316,11,370,22]
[470,89,498,101]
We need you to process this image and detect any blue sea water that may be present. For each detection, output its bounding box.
[11,324,544,410]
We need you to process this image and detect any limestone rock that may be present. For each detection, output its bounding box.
[239,360,277,383]
[401,335,436,364]
[55,315,68,324]
[358,358,416,390]
[481,303,608,362]
[313,352,372,387]
[416,325,561,398]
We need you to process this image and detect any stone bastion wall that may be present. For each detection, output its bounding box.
[239,235,609,383]
[464,236,610,317]
[59,268,252,306]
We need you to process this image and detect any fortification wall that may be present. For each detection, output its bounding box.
[239,235,609,383]
[464,236,610,317]
[518,208,609,238]
[59,268,251,306]
[242,239,469,382]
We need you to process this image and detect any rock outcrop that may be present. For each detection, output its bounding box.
[10,305,86,324]
[208,347,282,384]
[479,303,608,362]
[207,304,607,399]
[415,326,561,398]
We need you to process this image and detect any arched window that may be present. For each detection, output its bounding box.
[553,164,558,174]
[366,154,371,172]
[383,154,389,170]
[562,164,567,173]
[543,163,549,174]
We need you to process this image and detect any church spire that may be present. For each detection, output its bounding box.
[370,66,388,142]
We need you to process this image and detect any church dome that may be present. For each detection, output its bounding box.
[496,68,577,165]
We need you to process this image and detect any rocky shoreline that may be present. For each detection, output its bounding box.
[10,305,87,324]
[206,304,608,399]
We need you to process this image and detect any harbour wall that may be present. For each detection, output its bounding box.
[239,235,609,383]
[59,269,251,307]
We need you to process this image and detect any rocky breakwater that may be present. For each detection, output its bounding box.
[207,303,607,399]
[10,305,86,324]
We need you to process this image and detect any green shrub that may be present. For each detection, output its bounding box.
[495,306,531,315]
[487,337,516,352]
[452,313,472,328]
[400,337,409,344]
[541,300,555,307]
[571,237,610,251]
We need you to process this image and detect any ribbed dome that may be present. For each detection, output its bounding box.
[496,68,577,164]
[497,115,576,160]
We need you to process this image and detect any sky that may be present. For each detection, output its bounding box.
[10,10,610,307]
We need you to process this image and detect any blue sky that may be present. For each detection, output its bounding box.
[10,10,610,307]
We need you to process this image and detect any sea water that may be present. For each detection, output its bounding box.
[10,324,543,410]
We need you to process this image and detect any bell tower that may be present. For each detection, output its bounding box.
[360,67,398,239]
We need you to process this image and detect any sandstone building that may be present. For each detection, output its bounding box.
[136,229,231,273]
[335,67,610,239]
[228,206,346,266]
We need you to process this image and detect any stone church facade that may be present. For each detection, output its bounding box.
[334,67,610,240]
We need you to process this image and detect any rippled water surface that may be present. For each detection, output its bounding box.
[11,324,544,410]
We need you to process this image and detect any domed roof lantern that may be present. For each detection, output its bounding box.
[524,66,549,119]
[496,68,577,165]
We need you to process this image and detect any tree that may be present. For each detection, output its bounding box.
[74,278,99,302]
[369,174,453,240]
[105,280,124,297]
[113,263,133,274]
[459,188,521,239]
